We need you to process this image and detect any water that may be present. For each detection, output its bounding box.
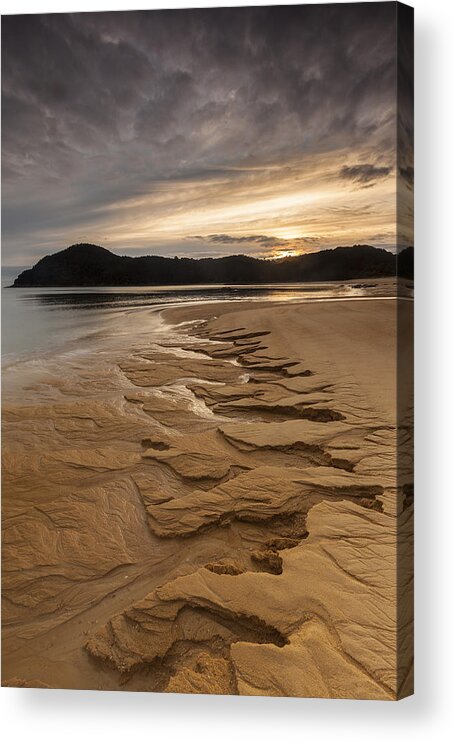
[1,279,399,364]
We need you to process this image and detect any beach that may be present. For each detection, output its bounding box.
[1,291,413,698]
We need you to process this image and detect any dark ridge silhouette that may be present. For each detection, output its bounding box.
[397,246,414,280]
[12,243,406,288]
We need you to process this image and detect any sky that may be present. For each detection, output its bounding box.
[1,4,413,269]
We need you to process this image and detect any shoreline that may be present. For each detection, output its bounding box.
[0,275,409,364]
[1,296,413,698]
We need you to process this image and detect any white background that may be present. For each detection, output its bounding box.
[0,0,454,739]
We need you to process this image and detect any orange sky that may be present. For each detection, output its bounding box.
[2,7,413,267]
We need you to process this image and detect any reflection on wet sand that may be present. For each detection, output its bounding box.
[1,282,413,697]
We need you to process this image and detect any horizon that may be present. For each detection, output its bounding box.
[2,6,413,268]
[5,241,409,278]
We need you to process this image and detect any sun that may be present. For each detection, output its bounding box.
[272,248,300,259]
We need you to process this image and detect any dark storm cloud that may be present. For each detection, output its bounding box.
[1,4,399,264]
[191,233,322,251]
[197,234,283,246]
[339,163,393,187]
[399,165,414,187]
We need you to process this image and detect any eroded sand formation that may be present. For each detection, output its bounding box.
[1,298,413,698]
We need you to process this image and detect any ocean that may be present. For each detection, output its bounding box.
[1,277,405,403]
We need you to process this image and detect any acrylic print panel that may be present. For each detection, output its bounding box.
[1,3,414,699]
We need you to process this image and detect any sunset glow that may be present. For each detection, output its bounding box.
[1,7,412,267]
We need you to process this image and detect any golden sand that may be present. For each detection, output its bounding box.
[1,298,413,698]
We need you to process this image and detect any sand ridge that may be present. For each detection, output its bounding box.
[2,298,413,698]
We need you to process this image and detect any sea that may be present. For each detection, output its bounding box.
[1,273,404,394]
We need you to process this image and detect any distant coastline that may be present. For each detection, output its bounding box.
[12,243,414,288]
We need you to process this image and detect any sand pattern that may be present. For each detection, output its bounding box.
[1,299,413,698]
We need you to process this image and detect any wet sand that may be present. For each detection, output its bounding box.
[1,297,413,698]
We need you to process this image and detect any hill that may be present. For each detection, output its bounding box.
[12,243,408,287]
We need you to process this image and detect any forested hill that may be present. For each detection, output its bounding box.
[12,243,413,287]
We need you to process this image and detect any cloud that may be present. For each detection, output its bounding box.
[399,165,414,187]
[1,5,399,265]
[339,163,393,187]
[196,234,285,246]
[191,233,323,255]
